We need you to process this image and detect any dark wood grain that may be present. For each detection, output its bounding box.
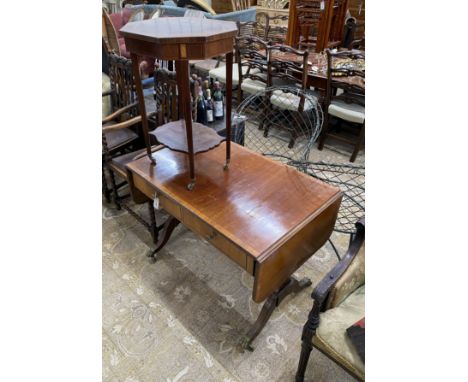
[121,18,238,60]
[150,120,225,154]
[126,143,342,302]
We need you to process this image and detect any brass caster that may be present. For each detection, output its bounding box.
[187,181,195,191]
[237,336,254,353]
[146,250,157,263]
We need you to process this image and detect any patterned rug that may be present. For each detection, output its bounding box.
[103,202,359,382]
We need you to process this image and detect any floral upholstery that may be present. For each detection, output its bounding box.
[313,285,365,380]
[102,73,112,118]
[326,242,365,309]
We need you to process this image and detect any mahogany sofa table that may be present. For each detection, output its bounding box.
[126,142,342,351]
[121,18,238,190]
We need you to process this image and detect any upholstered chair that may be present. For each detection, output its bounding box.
[296,219,365,382]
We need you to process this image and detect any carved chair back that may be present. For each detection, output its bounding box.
[108,53,137,115]
[153,67,180,127]
[267,44,309,90]
[325,49,365,108]
[265,14,289,45]
[235,35,270,99]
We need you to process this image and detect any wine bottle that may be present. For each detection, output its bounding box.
[213,81,224,120]
[205,89,214,123]
[196,85,207,125]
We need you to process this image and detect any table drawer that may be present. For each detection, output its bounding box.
[159,193,183,221]
[182,209,248,271]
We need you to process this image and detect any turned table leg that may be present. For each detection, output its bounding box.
[237,276,312,352]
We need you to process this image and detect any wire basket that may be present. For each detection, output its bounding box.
[233,86,323,164]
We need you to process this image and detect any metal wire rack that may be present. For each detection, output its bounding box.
[233,86,323,164]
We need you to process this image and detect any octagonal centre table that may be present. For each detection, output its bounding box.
[121,17,238,190]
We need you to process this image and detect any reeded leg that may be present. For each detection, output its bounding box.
[295,340,313,382]
[237,276,312,352]
[147,216,180,262]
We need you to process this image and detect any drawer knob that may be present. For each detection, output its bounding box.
[207,231,217,241]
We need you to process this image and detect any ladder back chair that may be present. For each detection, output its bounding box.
[102,54,162,244]
[318,49,365,162]
[236,35,270,102]
[263,44,318,148]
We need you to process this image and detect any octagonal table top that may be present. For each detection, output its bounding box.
[120,17,237,45]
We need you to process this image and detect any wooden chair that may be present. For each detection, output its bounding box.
[236,35,270,101]
[318,49,365,162]
[102,53,162,244]
[151,67,180,128]
[102,8,121,55]
[265,14,289,45]
[208,20,266,89]
[262,44,318,147]
[296,218,365,382]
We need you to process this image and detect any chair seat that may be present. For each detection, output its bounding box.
[328,99,365,124]
[209,63,259,86]
[104,126,139,152]
[241,78,267,94]
[270,90,319,111]
[102,73,112,118]
[312,285,365,380]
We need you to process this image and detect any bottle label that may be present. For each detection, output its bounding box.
[206,110,214,122]
[214,101,224,117]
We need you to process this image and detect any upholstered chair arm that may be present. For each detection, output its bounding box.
[313,218,365,310]
[102,101,139,124]
[299,219,365,349]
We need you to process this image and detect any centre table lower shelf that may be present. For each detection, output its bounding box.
[150,119,225,154]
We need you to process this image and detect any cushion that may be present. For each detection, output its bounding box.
[326,243,365,309]
[102,73,112,118]
[312,285,365,380]
[270,90,319,112]
[241,78,267,94]
[328,99,365,124]
[209,63,259,86]
[347,317,365,363]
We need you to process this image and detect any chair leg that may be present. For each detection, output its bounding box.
[295,341,314,382]
[102,169,111,203]
[147,200,158,244]
[107,166,121,210]
[318,112,330,151]
[350,121,365,163]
